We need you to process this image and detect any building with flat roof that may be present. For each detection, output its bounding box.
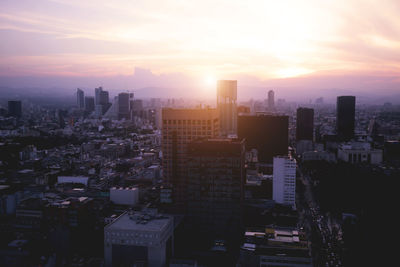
[110,187,139,206]
[186,138,245,237]
[337,96,356,141]
[161,108,219,210]
[337,142,382,164]
[273,156,296,208]
[238,114,288,163]
[239,226,312,267]
[104,210,174,267]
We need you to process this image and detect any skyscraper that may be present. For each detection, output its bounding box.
[217,80,237,136]
[84,96,95,112]
[77,88,84,109]
[8,100,22,118]
[95,86,103,105]
[238,114,288,163]
[117,93,130,120]
[268,90,275,110]
[187,138,245,236]
[273,156,296,208]
[161,108,219,210]
[336,96,356,141]
[296,108,314,141]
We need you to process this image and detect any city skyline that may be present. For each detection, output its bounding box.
[1,0,400,96]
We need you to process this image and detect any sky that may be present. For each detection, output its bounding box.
[0,0,400,97]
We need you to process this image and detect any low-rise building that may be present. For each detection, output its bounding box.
[104,210,174,267]
[337,142,382,164]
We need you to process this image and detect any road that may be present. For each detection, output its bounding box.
[297,166,344,267]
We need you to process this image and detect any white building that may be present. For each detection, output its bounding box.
[337,142,383,165]
[104,210,174,267]
[273,156,296,208]
[110,187,139,206]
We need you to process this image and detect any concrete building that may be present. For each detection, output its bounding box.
[296,108,314,141]
[118,93,131,120]
[273,156,296,208]
[84,96,95,112]
[217,80,237,136]
[57,176,89,186]
[337,96,356,141]
[240,226,312,267]
[76,88,84,109]
[337,142,383,164]
[302,151,336,162]
[161,108,219,209]
[104,210,174,267]
[186,138,245,237]
[110,187,139,206]
[238,114,289,163]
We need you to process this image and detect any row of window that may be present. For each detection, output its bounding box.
[163,119,218,125]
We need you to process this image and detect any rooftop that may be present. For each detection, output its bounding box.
[105,211,172,232]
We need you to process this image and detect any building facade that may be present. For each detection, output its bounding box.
[76,88,84,109]
[336,96,356,141]
[186,139,245,237]
[217,80,237,136]
[104,210,174,267]
[296,108,314,141]
[273,156,296,208]
[238,114,289,163]
[161,108,219,210]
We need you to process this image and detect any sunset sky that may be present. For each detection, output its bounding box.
[1,0,400,94]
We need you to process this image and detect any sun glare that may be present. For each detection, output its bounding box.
[204,75,216,87]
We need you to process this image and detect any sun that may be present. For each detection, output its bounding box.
[204,75,216,87]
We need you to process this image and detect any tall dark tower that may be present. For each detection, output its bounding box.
[77,88,84,109]
[296,108,314,141]
[336,96,355,141]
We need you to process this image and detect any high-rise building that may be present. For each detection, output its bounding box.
[161,108,219,210]
[273,156,296,208]
[99,90,109,105]
[296,108,314,141]
[77,88,85,109]
[8,100,22,118]
[217,80,237,136]
[186,138,245,237]
[95,86,103,105]
[238,114,288,163]
[336,96,356,141]
[268,90,275,109]
[118,93,130,120]
[84,96,95,112]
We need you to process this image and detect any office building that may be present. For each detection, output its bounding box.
[337,142,383,164]
[104,210,173,267]
[336,96,355,141]
[110,187,139,206]
[217,80,237,136]
[84,96,95,112]
[76,88,84,109]
[239,226,312,267]
[95,86,103,105]
[238,114,289,163]
[296,108,314,141]
[8,100,22,118]
[118,93,131,120]
[273,156,296,208]
[186,138,245,236]
[268,90,275,110]
[161,108,219,209]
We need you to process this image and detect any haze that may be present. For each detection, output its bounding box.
[0,0,399,98]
